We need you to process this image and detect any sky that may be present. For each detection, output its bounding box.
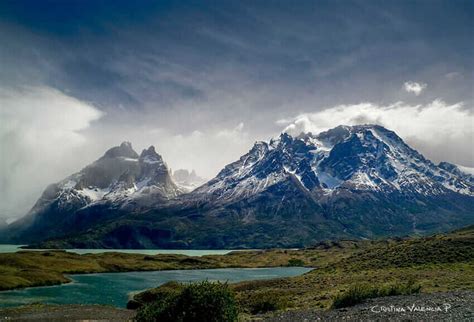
[0,0,473,221]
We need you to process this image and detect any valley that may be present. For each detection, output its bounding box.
[0,225,472,318]
[1,125,472,319]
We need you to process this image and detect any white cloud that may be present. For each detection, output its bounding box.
[145,122,251,179]
[403,81,427,95]
[278,99,474,166]
[445,72,461,80]
[0,86,103,220]
[92,121,253,180]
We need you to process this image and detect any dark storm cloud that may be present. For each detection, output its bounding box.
[3,0,471,116]
[0,0,473,220]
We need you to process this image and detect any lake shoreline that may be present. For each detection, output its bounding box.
[0,244,243,256]
[0,267,313,308]
[0,248,315,291]
[0,263,315,292]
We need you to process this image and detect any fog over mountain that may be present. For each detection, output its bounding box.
[172,169,207,191]
[0,0,473,221]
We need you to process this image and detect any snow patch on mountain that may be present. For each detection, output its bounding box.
[457,165,474,176]
[27,142,183,217]
[194,125,473,204]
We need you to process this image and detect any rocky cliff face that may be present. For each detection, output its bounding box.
[5,142,182,243]
[193,125,472,202]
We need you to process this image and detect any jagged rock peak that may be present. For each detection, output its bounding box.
[140,145,159,158]
[139,145,164,164]
[103,141,139,159]
[267,133,291,149]
[439,162,459,173]
[439,162,474,183]
[249,140,269,153]
[173,169,202,181]
[278,124,399,145]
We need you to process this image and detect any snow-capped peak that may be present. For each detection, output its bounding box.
[28,142,183,217]
[195,125,473,203]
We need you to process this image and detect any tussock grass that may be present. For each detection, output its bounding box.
[331,280,421,308]
[242,291,289,314]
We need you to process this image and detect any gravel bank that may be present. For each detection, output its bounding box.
[262,291,474,321]
[1,291,472,321]
[0,304,136,321]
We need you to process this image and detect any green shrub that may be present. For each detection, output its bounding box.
[331,279,421,309]
[135,280,238,322]
[134,291,180,321]
[246,292,288,314]
[128,281,183,309]
[287,258,305,267]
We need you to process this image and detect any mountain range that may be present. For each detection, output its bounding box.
[172,169,207,191]
[2,125,473,249]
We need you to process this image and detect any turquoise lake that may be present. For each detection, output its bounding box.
[0,267,312,308]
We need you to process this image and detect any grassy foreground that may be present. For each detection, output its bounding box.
[1,225,473,314]
[131,225,474,313]
[231,225,474,313]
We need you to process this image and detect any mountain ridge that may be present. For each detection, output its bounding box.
[3,124,474,248]
[3,142,182,243]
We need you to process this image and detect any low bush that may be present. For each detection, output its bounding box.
[246,291,288,314]
[134,291,180,321]
[287,258,305,266]
[331,279,421,309]
[128,281,183,309]
[135,280,238,322]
